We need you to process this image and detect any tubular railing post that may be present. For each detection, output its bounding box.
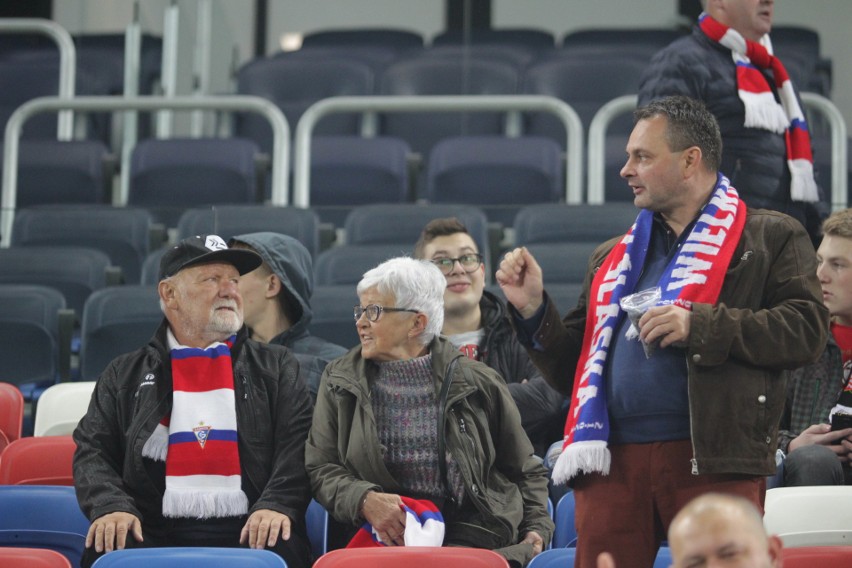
[157,0,180,138]
[2,95,289,246]
[120,10,142,205]
[294,95,583,208]
[801,92,848,211]
[191,0,213,137]
[0,19,76,140]
[587,95,637,205]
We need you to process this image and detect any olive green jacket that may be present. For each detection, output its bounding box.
[305,336,553,566]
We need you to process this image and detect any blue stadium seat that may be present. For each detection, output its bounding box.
[140,247,168,286]
[420,45,538,71]
[343,203,492,281]
[543,283,585,315]
[314,244,409,286]
[129,137,261,228]
[0,246,113,321]
[301,28,424,50]
[79,286,161,381]
[0,285,72,396]
[772,25,831,95]
[528,548,574,568]
[654,547,673,568]
[307,499,329,559]
[3,140,112,208]
[561,28,685,60]
[236,56,374,151]
[282,46,402,74]
[525,242,598,285]
[309,136,412,227]
[310,284,360,350]
[0,485,89,568]
[177,205,321,259]
[378,56,519,155]
[89,548,286,568]
[425,135,563,226]
[522,51,646,143]
[528,546,673,568]
[12,206,152,284]
[513,203,637,246]
[0,53,110,141]
[553,491,577,548]
[432,27,556,50]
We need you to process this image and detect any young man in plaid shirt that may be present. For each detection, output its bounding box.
[779,209,852,485]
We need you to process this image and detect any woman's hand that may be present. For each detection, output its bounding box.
[361,491,407,546]
[521,530,544,555]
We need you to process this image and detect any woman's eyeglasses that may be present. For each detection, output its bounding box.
[430,253,484,275]
[353,304,420,322]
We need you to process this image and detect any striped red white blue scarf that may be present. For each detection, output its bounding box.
[552,175,747,484]
[699,12,818,203]
[347,497,444,548]
[141,333,248,518]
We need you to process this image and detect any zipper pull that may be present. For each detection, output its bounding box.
[458,417,466,433]
[242,375,248,400]
[691,458,699,475]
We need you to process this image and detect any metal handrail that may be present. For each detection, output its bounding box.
[801,92,848,211]
[587,93,848,210]
[0,18,76,140]
[586,94,636,205]
[1,95,290,246]
[292,95,584,207]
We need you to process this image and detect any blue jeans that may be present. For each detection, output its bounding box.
[783,444,846,486]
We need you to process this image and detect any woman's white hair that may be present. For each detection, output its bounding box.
[357,256,445,346]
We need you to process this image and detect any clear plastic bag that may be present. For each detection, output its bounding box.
[619,286,661,358]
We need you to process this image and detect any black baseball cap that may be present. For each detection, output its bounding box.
[158,234,262,281]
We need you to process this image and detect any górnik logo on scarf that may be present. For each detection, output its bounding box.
[193,422,212,449]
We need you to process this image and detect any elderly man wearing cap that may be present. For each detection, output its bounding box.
[73,235,313,568]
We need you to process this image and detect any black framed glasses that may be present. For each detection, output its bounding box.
[430,253,484,275]
[354,304,420,322]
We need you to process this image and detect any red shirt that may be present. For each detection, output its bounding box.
[831,322,852,398]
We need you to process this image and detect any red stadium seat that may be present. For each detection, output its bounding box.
[0,383,24,444]
[313,547,510,568]
[0,547,72,568]
[0,436,75,485]
[783,546,852,567]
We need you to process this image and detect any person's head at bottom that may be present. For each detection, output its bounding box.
[668,493,783,568]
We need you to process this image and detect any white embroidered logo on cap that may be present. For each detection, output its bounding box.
[205,235,227,251]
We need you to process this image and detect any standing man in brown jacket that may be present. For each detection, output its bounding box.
[497,96,827,568]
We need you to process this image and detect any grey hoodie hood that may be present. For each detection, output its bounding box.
[230,231,314,335]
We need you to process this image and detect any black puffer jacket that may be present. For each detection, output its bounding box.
[73,322,313,529]
[639,26,826,232]
[479,290,566,455]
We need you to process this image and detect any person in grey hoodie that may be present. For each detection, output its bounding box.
[230,232,347,400]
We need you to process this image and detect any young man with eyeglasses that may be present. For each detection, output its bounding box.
[414,218,566,456]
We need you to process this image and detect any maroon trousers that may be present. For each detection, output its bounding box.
[572,440,765,568]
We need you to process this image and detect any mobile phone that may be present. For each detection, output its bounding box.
[831,413,852,432]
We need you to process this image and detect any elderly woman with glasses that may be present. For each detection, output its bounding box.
[305,257,553,566]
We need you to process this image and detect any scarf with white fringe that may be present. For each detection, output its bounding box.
[142,332,248,518]
[552,175,746,484]
[347,497,444,548]
[699,12,818,202]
